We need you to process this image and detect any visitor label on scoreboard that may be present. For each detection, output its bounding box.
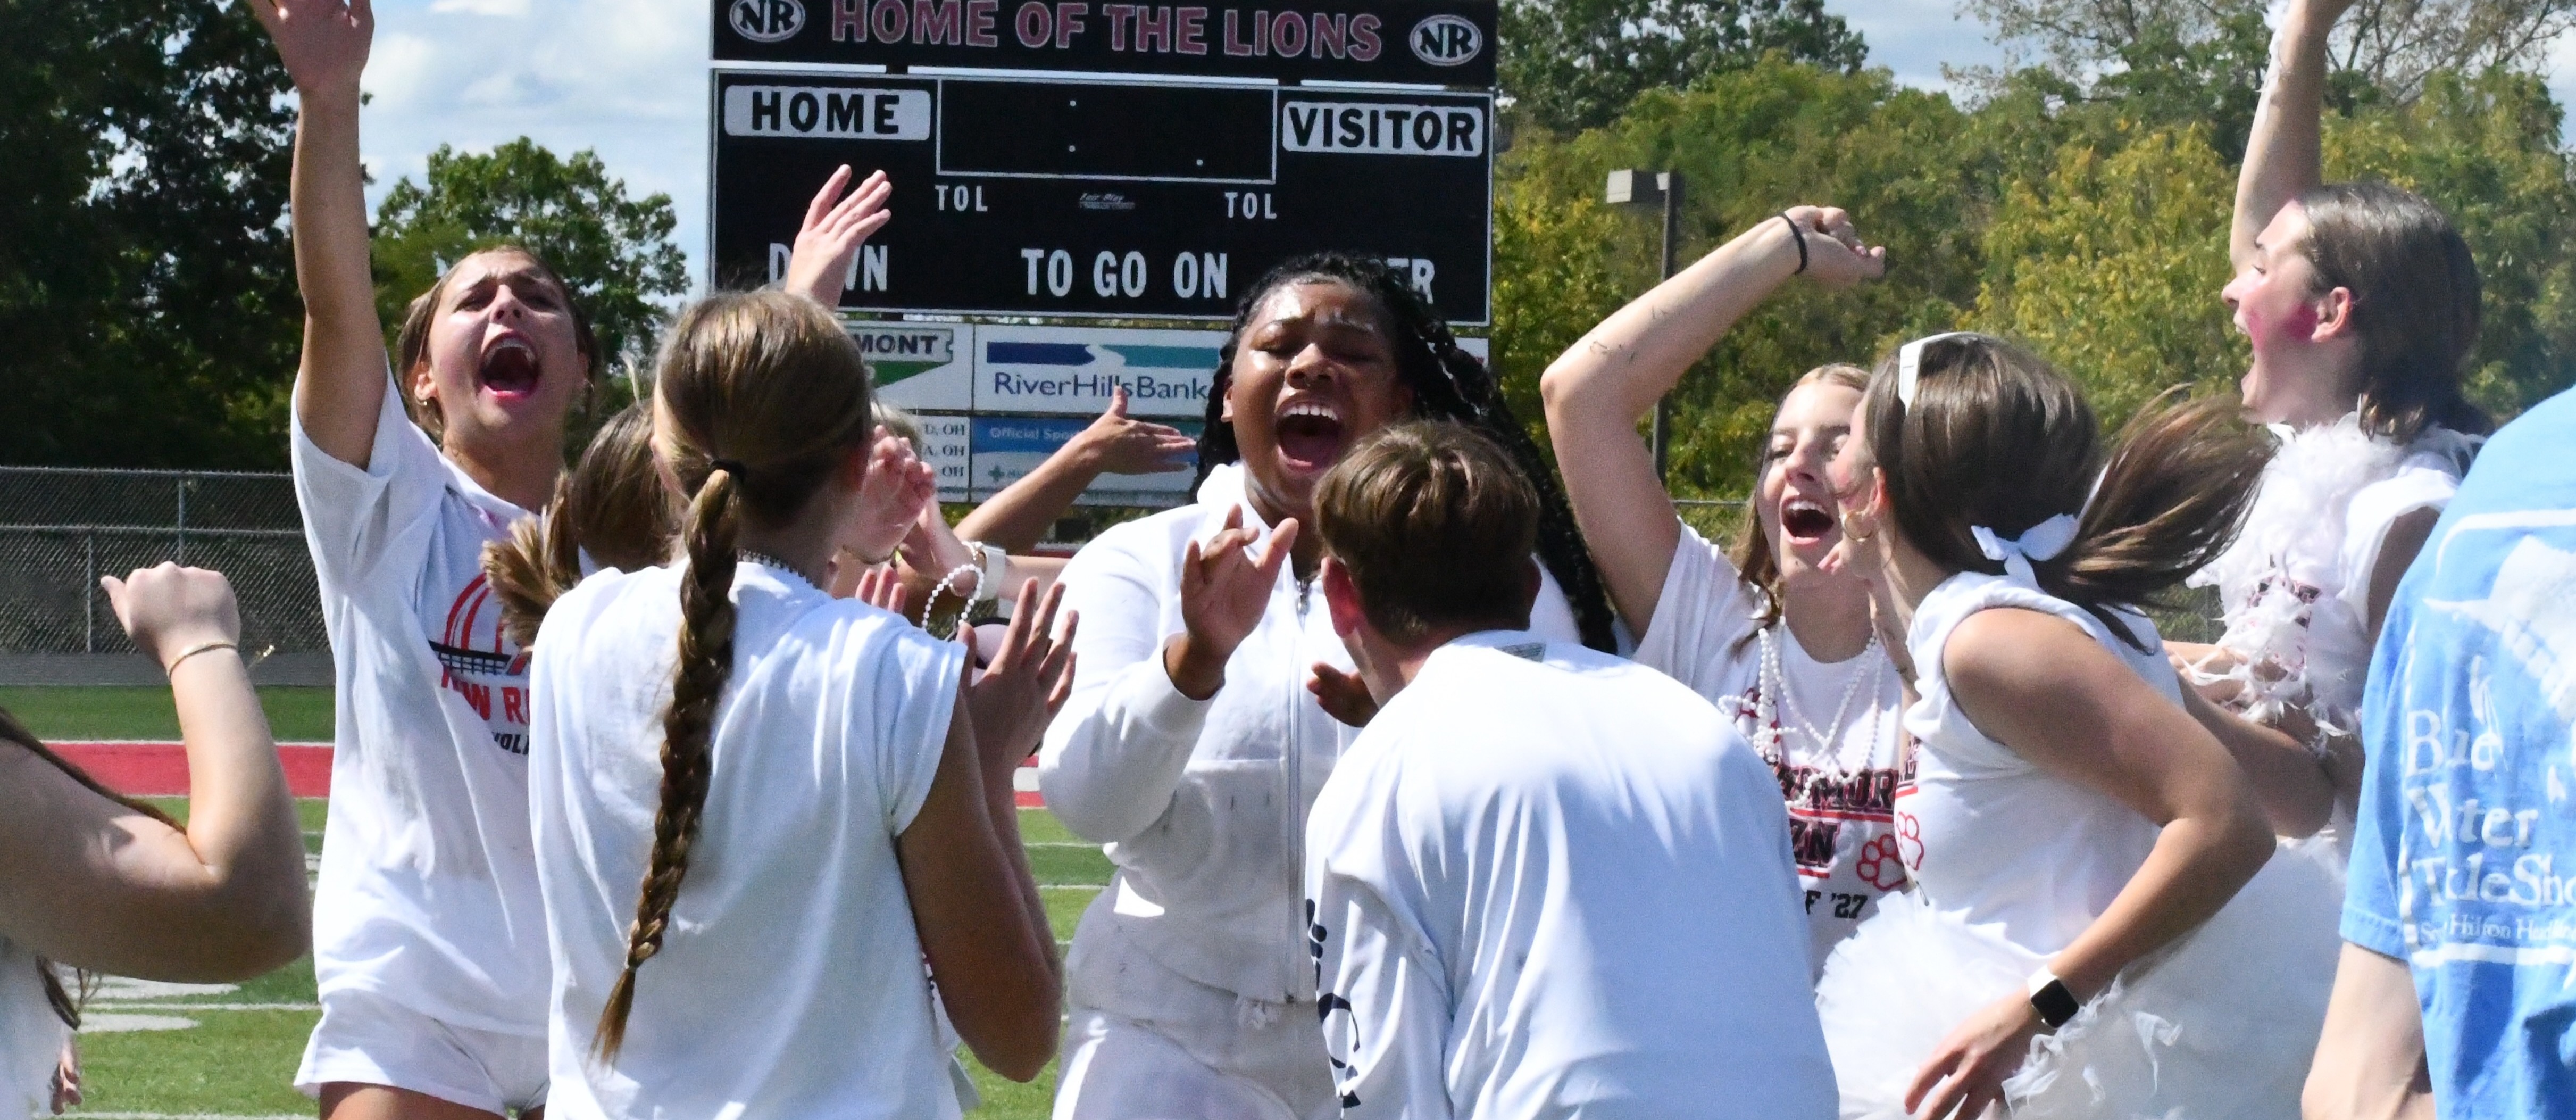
[714,71,1493,321]
[715,0,1496,87]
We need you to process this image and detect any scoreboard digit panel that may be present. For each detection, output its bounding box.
[710,70,1493,322]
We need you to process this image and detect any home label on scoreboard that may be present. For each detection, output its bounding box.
[711,70,1493,322]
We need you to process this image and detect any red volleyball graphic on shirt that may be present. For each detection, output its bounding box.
[1894,811,1924,871]
[1854,834,1908,891]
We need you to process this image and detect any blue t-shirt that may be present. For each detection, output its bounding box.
[2346,387,2576,1119]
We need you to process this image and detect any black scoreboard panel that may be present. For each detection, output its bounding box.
[710,70,1492,322]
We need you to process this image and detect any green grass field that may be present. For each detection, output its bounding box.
[10,687,1102,1119]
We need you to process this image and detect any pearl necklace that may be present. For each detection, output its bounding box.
[735,549,817,588]
[1753,625,1888,802]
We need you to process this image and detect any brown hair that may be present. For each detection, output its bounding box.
[1314,421,1540,643]
[589,290,876,1061]
[393,246,602,441]
[0,707,181,1029]
[1730,363,1872,653]
[2295,181,2493,441]
[1861,335,2269,650]
[483,401,677,649]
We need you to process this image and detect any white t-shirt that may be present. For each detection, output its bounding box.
[1630,522,1908,972]
[291,382,549,1034]
[1897,575,2170,954]
[529,560,966,1120]
[0,939,63,1120]
[1305,632,1835,1120]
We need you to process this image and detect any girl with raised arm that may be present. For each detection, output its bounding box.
[1811,334,2341,1119]
[1039,255,1615,1120]
[2179,0,2490,842]
[527,290,1062,1117]
[0,565,310,1120]
[1540,206,1907,974]
[247,3,873,1115]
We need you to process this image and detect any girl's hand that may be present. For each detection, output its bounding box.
[1904,989,2043,1120]
[1165,507,1295,699]
[1306,663,1379,728]
[49,1039,79,1115]
[1781,205,1887,290]
[782,165,894,306]
[245,0,373,97]
[102,565,243,671]
[1072,387,1199,476]
[853,427,936,563]
[965,580,1077,769]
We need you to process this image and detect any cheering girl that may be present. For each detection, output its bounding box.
[1040,255,1615,1119]
[1812,334,2341,1119]
[1541,206,1905,973]
[2180,0,2490,840]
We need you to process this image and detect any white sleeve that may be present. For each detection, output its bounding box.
[1308,769,1453,1120]
[2337,464,2460,620]
[1630,520,1760,693]
[1036,524,1213,845]
[289,374,452,589]
[869,624,969,834]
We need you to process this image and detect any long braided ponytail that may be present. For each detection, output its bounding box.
[590,291,876,1061]
[1194,253,1620,652]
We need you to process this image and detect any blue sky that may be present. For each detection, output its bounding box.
[346,1,2573,289]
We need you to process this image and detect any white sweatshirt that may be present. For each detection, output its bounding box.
[1039,482,1582,1020]
[1304,632,1836,1120]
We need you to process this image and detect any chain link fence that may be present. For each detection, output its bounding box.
[1,468,324,676]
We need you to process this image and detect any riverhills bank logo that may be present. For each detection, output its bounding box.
[731,0,806,42]
[1408,14,1479,66]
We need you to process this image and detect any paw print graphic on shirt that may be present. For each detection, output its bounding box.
[1854,834,1909,891]
[1893,811,1924,871]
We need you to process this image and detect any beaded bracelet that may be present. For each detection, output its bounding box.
[919,562,982,639]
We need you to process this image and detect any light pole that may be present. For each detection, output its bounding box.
[1605,168,1683,480]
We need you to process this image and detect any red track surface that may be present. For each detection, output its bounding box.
[51,742,1046,807]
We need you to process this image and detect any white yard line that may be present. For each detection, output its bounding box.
[70,1113,312,1119]
[91,1002,318,1012]
[1038,884,1104,891]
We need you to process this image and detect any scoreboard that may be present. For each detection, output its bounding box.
[709,70,1494,322]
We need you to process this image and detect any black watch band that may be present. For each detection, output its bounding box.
[2027,971,2080,1029]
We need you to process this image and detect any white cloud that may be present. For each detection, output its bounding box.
[427,0,532,15]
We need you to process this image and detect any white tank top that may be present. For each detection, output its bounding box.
[1893,574,2171,955]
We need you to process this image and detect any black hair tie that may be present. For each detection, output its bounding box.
[1779,211,1808,275]
[710,458,748,477]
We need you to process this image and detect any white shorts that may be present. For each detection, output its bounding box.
[295,989,547,1114]
[1052,1004,1336,1120]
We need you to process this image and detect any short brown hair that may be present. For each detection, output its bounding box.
[1314,421,1539,643]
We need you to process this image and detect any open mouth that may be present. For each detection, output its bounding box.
[1780,497,1837,544]
[1274,399,1346,472]
[479,336,541,399]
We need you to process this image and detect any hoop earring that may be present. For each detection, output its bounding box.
[1839,509,1877,544]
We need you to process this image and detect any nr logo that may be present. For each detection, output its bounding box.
[1408,14,1480,66]
[730,0,806,42]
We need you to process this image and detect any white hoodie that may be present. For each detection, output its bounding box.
[1039,465,1583,1021]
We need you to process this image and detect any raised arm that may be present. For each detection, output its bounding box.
[1907,610,2277,1120]
[898,668,1062,1082]
[955,387,1198,553]
[252,0,386,468]
[0,566,309,982]
[2234,0,2354,268]
[780,164,893,308]
[1539,207,1883,635]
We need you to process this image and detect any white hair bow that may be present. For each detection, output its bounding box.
[1971,513,2079,585]
[1896,331,1981,408]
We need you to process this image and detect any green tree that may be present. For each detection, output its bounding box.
[1499,0,1866,133]
[1970,126,2246,425]
[372,139,689,383]
[0,0,299,468]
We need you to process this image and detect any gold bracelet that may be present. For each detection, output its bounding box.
[163,640,238,676]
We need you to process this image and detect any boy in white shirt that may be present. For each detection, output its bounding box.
[1300,422,1836,1120]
